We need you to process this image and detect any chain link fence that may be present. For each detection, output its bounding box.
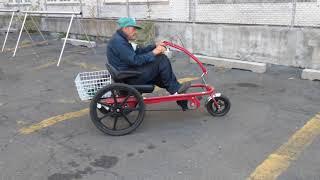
[1,0,319,27]
[100,0,320,27]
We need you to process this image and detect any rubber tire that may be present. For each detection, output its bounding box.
[206,95,231,117]
[90,83,145,136]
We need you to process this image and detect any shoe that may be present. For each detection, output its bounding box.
[176,81,191,111]
[176,100,188,111]
[177,81,191,94]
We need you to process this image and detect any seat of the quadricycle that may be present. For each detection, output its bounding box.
[106,62,155,93]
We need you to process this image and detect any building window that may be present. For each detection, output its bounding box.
[198,0,316,3]
[8,0,31,3]
[7,0,31,5]
[104,0,168,5]
[46,0,80,4]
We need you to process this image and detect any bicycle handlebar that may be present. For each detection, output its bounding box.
[163,41,207,74]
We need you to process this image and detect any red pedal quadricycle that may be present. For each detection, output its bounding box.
[89,41,231,136]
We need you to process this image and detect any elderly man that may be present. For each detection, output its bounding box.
[106,17,190,110]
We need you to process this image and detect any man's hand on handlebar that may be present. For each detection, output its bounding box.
[152,44,166,55]
[156,41,166,47]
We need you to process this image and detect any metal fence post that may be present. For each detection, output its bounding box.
[126,0,130,17]
[291,0,297,28]
[44,0,48,11]
[80,0,84,17]
[18,0,20,11]
[96,0,100,18]
[189,0,196,22]
[191,0,196,54]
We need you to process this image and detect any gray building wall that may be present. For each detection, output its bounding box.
[39,18,320,70]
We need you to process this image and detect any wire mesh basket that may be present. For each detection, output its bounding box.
[75,70,112,101]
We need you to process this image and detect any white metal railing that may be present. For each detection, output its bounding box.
[12,11,83,66]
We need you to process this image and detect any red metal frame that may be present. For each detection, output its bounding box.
[144,84,214,104]
[163,42,221,108]
[101,84,216,109]
[101,42,218,109]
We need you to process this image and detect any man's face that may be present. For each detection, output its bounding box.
[123,27,137,41]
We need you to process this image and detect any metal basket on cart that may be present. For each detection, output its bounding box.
[75,70,112,101]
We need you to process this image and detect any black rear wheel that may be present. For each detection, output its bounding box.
[90,83,145,136]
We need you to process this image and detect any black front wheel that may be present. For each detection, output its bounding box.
[90,83,145,136]
[205,95,231,117]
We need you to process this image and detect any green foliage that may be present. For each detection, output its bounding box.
[24,15,41,33]
[57,32,67,39]
[78,34,97,41]
[21,39,31,46]
[23,2,41,33]
[135,21,155,47]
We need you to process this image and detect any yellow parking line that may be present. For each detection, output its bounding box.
[153,77,200,92]
[32,61,57,70]
[247,113,320,180]
[19,108,89,135]
[3,40,48,52]
[65,60,103,71]
[19,77,199,135]
[178,77,199,83]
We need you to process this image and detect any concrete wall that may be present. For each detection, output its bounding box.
[38,17,320,70]
[40,17,118,37]
[1,14,319,70]
[157,23,320,70]
[0,13,20,29]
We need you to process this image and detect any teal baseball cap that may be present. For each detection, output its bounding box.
[117,17,142,29]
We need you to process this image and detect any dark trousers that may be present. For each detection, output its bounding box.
[125,54,181,94]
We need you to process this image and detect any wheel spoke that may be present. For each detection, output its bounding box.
[120,93,131,107]
[113,116,118,130]
[98,101,112,108]
[98,112,112,121]
[121,112,133,126]
[111,90,118,105]
[217,100,224,112]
